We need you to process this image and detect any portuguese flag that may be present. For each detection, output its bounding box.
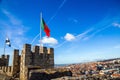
[41,18,50,37]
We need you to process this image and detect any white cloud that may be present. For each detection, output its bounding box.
[113,23,120,28]
[64,33,76,41]
[55,29,93,48]
[42,36,58,45]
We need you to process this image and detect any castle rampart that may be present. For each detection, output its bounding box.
[20,44,54,80]
[20,44,54,67]
[0,44,54,80]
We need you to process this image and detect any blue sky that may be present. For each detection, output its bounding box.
[0,0,120,65]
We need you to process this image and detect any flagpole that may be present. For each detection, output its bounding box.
[3,35,7,55]
[40,12,42,46]
[3,38,6,55]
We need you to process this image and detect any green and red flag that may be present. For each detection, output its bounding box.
[41,18,50,37]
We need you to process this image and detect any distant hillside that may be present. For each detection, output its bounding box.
[55,64,69,67]
[97,58,120,62]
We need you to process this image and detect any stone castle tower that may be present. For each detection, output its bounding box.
[20,44,54,80]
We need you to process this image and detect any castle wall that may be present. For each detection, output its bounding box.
[20,44,54,80]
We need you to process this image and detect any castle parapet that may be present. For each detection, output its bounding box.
[5,55,9,59]
[8,66,12,72]
[47,48,54,54]
[39,46,48,53]
[4,66,7,72]
[23,44,31,54]
[32,46,39,53]
[1,54,5,59]
[14,49,19,54]
[2,66,5,72]
[0,54,9,59]
[0,54,9,58]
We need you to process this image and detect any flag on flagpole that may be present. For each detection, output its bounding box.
[41,18,50,37]
[5,38,11,47]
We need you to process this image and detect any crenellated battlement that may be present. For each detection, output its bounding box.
[32,45,39,53]
[23,44,54,55]
[0,54,9,66]
[20,44,54,67]
[0,44,54,80]
[20,44,54,80]
[47,48,54,54]
[0,54,9,59]
[0,66,12,76]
